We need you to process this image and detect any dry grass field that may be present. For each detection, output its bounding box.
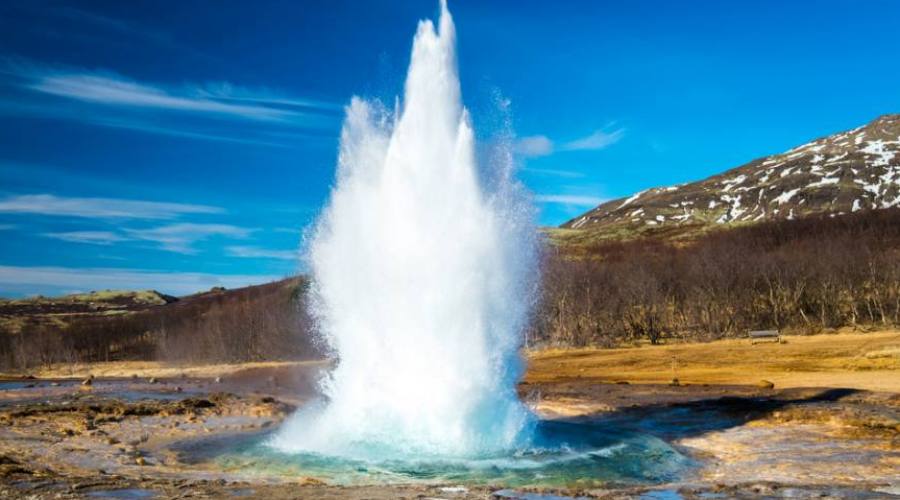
[7,330,898,393]
[4,359,327,379]
[525,330,900,392]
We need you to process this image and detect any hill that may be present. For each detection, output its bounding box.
[556,114,900,244]
[0,278,318,372]
[0,290,177,333]
[534,208,900,347]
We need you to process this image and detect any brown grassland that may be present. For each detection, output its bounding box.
[12,329,898,393]
[525,329,900,392]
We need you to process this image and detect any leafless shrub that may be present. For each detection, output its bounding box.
[531,209,900,347]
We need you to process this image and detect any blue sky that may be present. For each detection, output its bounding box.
[1,0,899,297]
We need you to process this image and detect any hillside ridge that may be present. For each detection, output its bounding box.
[562,114,900,239]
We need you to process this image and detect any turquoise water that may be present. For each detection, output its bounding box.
[183,419,693,488]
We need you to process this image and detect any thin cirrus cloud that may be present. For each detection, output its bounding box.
[194,81,338,113]
[42,231,129,245]
[81,115,292,148]
[534,194,605,207]
[30,73,296,122]
[226,245,299,261]
[0,193,223,220]
[42,224,258,255]
[4,193,258,254]
[0,61,341,145]
[515,135,554,157]
[515,127,626,158]
[0,265,281,297]
[565,129,626,151]
[124,223,254,254]
[45,231,301,259]
[522,167,586,179]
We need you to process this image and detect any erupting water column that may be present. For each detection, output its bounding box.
[274,0,537,459]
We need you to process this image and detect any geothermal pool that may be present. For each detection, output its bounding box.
[2,373,897,497]
[184,419,691,487]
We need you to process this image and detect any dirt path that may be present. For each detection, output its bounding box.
[525,330,900,392]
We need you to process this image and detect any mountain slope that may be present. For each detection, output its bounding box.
[561,114,900,239]
[0,278,316,369]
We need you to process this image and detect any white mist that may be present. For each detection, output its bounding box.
[273,0,537,458]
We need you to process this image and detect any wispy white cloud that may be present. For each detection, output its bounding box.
[0,193,266,254]
[522,167,586,178]
[0,94,300,148]
[515,126,626,158]
[0,194,222,220]
[30,73,295,122]
[563,128,626,151]
[226,245,298,260]
[535,194,605,207]
[126,223,253,254]
[195,82,340,112]
[42,231,129,245]
[0,265,280,297]
[39,223,259,254]
[84,114,295,147]
[0,61,340,145]
[514,135,554,157]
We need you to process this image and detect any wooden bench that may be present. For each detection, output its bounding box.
[749,330,781,344]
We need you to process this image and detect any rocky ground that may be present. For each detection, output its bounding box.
[0,374,896,499]
[0,333,897,499]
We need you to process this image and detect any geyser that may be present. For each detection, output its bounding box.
[273,1,538,458]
